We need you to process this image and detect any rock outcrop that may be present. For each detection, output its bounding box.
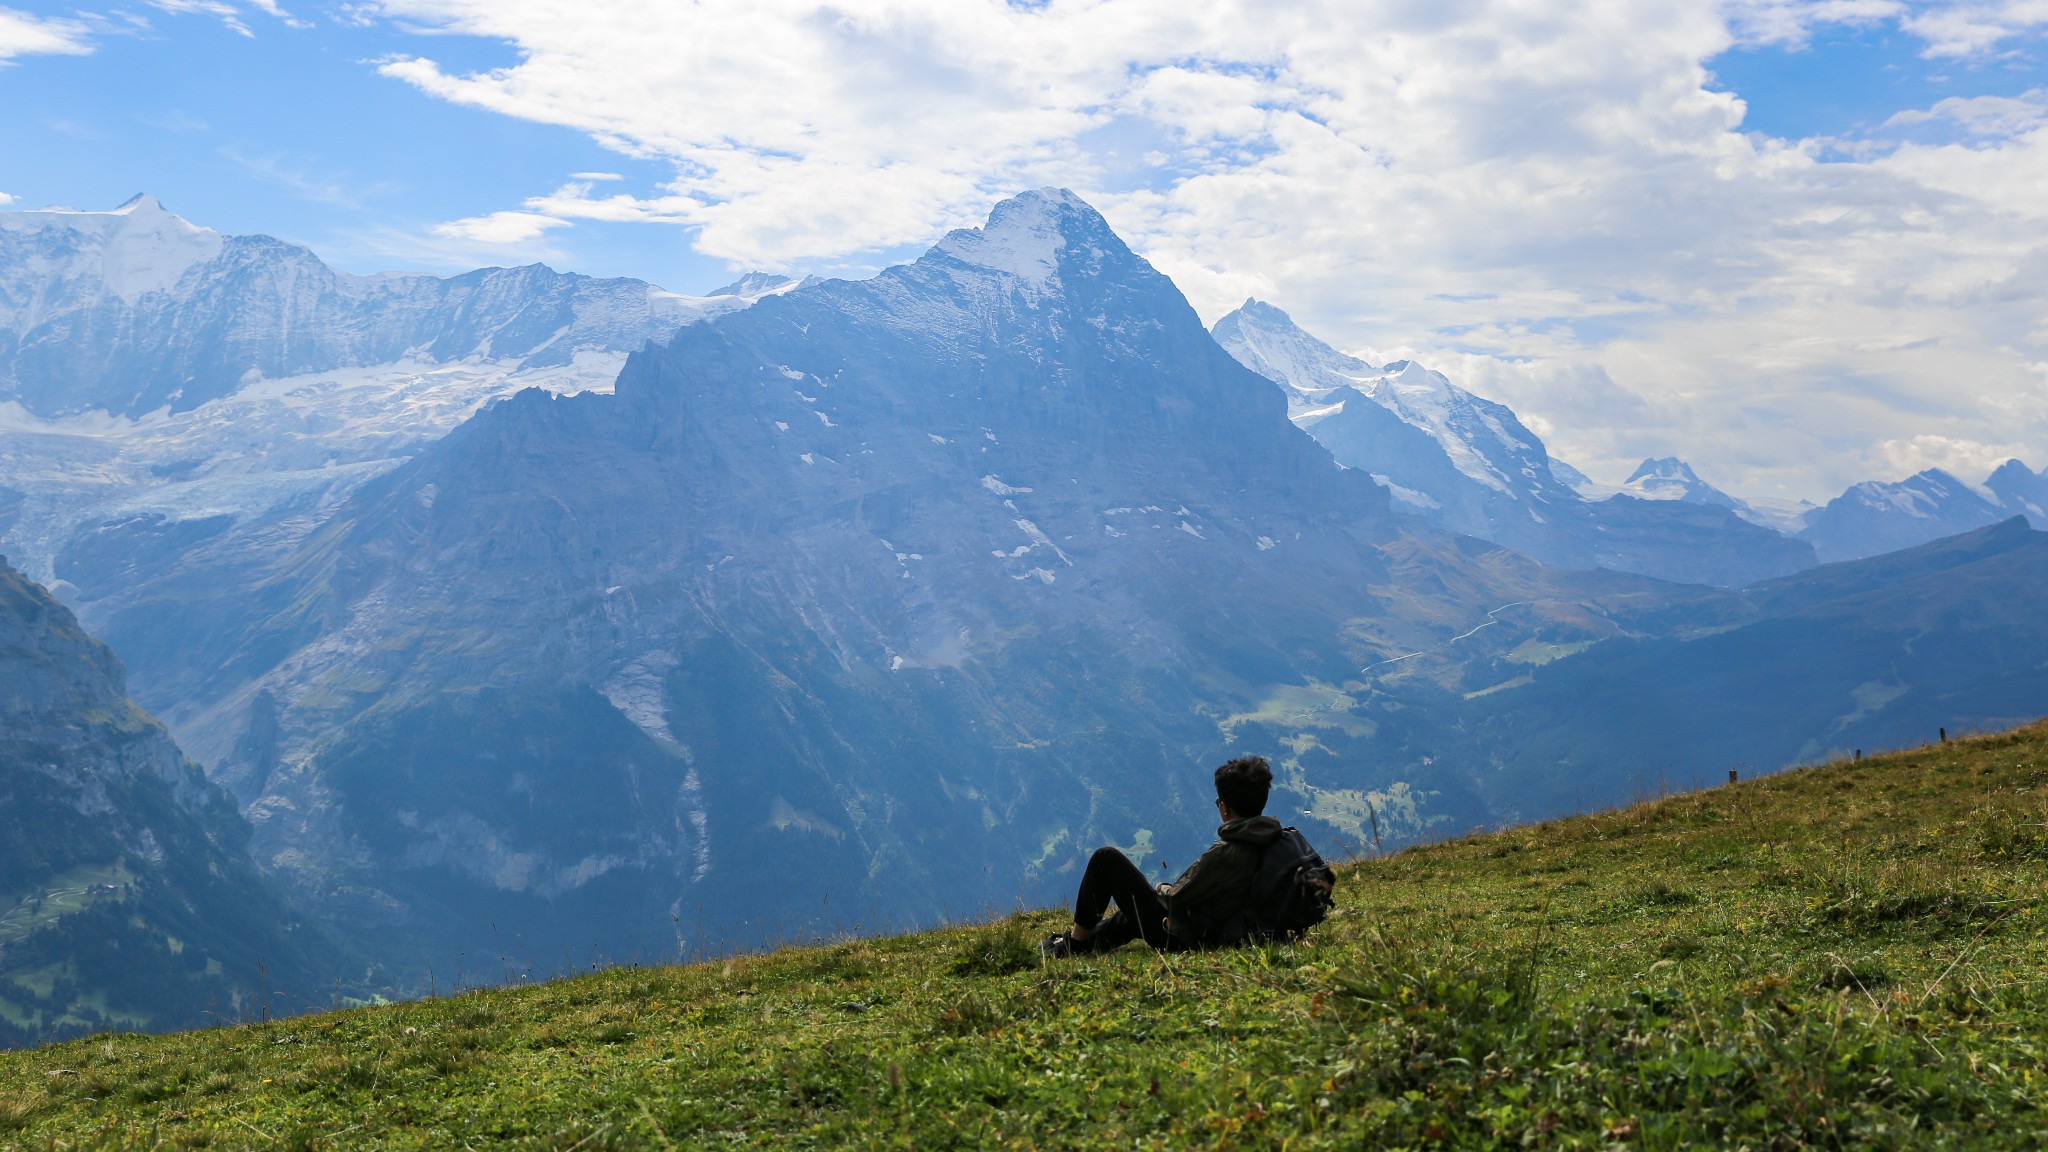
[0,557,333,1045]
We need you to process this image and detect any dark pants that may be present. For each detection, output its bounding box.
[1073,847,1180,950]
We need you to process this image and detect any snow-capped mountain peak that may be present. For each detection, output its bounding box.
[1209,298,1368,414]
[1354,362,1542,497]
[1797,467,2013,563]
[706,271,822,300]
[0,195,800,419]
[111,192,172,216]
[1844,469,1986,518]
[1214,300,1561,500]
[932,188,1100,286]
[1618,457,1743,509]
[1213,300,1816,585]
[1573,456,1793,530]
[1624,456,1704,496]
[0,193,223,305]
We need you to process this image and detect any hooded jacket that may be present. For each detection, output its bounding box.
[1159,815,1283,943]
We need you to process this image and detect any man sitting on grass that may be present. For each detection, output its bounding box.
[1042,755,1334,957]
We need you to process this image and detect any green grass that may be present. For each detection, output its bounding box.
[7,725,2048,1148]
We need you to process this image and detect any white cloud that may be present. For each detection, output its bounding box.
[243,0,312,30]
[146,0,309,37]
[147,0,252,38]
[1723,1,1906,48]
[1901,1,2048,57]
[0,192,14,207]
[364,0,2048,499]
[1877,433,2036,478]
[0,7,93,62]
[1886,90,2048,137]
[433,209,572,245]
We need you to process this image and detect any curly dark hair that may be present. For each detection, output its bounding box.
[1214,755,1273,818]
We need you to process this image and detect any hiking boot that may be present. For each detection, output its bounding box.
[1039,932,1094,960]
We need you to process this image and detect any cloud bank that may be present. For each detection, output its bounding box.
[0,7,93,62]
[349,2,2048,498]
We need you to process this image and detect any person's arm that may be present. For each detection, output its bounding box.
[1158,841,1232,916]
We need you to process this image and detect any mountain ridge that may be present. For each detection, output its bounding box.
[0,197,803,587]
[1211,299,2048,574]
[1458,517,2048,813]
[0,196,720,417]
[0,556,338,1045]
[1798,465,2045,562]
[1211,299,1815,587]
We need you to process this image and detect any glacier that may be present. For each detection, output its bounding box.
[0,195,802,584]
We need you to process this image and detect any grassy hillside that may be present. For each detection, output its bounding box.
[6,724,2048,1149]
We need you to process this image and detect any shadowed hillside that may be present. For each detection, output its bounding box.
[1455,517,2048,817]
[0,559,340,1047]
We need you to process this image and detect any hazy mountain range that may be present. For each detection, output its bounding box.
[3,190,2045,1039]
[1212,298,2048,578]
[0,193,766,418]
[0,195,805,589]
[52,189,1693,976]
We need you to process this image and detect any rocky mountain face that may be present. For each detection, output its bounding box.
[1213,299,1578,524]
[0,558,333,1046]
[1797,465,2047,563]
[78,190,1710,977]
[1212,301,1816,587]
[1986,460,2048,522]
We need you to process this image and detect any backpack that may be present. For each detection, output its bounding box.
[1222,827,1337,945]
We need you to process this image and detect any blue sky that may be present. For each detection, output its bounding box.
[0,6,737,290]
[1709,19,2045,141]
[2,1,2047,499]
